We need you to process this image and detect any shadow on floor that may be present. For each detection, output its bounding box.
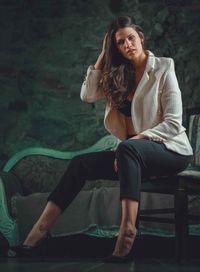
[1,235,200,272]
[6,234,197,260]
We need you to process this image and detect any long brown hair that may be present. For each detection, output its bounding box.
[102,16,145,108]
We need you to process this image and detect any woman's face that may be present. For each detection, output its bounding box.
[115,27,144,62]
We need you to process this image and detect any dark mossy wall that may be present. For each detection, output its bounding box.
[0,0,200,169]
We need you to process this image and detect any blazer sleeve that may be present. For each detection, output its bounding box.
[141,59,185,141]
[80,65,105,103]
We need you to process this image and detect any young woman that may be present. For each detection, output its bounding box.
[11,16,193,262]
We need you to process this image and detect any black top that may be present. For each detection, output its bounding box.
[117,100,132,117]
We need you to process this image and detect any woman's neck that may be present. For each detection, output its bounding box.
[131,51,148,90]
[130,51,148,71]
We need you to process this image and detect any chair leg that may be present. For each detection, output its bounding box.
[174,187,188,262]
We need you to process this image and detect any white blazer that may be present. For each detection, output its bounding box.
[80,51,193,156]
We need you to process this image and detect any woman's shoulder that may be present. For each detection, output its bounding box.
[155,55,174,67]
[147,51,174,71]
[154,56,175,74]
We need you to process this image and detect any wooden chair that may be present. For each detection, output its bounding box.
[139,107,200,261]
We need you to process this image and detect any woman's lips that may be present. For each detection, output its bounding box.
[127,49,136,54]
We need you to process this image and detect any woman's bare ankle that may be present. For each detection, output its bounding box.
[113,225,137,257]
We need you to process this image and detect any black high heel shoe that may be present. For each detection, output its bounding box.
[8,232,51,258]
[103,248,134,263]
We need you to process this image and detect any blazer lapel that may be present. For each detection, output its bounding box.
[133,50,155,98]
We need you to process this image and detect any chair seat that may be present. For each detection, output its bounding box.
[141,175,178,194]
[178,170,200,180]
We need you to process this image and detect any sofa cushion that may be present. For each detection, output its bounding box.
[11,183,121,243]
[178,169,200,179]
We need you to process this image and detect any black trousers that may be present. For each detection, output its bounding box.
[47,139,191,212]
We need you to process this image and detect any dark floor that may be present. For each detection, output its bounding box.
[1,234,200,271]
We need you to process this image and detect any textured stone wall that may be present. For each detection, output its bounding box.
[0,0,199,169]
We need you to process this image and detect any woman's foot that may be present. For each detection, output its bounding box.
[103,226,137,263]
[113,226,137,257]
[8,223,51,258]
[8,232,51,258]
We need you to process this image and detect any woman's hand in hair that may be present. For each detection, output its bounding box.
[94,33,107,70]
[102,33,108,54]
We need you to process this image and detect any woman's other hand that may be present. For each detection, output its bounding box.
[130,134,146,140]
[131,134,164,143]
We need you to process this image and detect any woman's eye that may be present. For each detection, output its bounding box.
[117,40,124,46]
[129,36,135,41]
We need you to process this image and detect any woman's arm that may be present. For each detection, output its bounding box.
[80,35,107,103]
[80,66,104,102]
[141,59,185,142]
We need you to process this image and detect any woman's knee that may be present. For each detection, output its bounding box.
[116,140,137,158]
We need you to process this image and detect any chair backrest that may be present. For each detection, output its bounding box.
[187,109,200,168]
